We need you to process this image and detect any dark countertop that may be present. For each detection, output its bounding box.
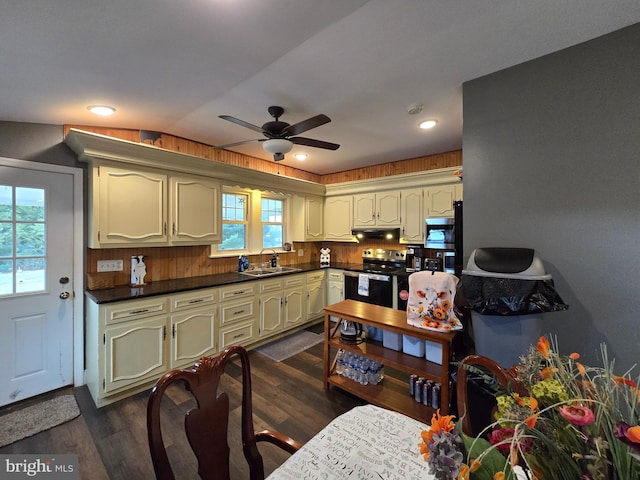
[85,262,364,304]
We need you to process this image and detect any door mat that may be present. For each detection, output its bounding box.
[0,395,80,447]
[255,330,323,362]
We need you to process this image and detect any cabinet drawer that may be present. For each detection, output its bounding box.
[219,283,257,301]
[328,270,344,282]
[219,321,255,350]
[170,288,217,312]
[103,297,169,325]
[260,278,283,293]
[283,274,304,289]
[307,271,326,283]
[219,298,257,326]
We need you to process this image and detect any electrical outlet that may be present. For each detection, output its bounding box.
[97,259,124,272]
[298,248,304,257]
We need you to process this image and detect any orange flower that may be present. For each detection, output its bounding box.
[458,464,470,480]
[537,336,550,359]
[569,352,580,360]
[420,410,456,460]
[494,472,505,480]
[613,375,638,388]
[432,307,446,320]
[576,362,587,377]
[525,413,539,428]
[541,366,556,379]
[441,299,452,311]
[513,394,538,411]
[626,425,640,443]
[469,459,482,472]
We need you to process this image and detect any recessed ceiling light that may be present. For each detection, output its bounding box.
[294,153,308,161]
[87,105,116,116]
[419,120,437,129]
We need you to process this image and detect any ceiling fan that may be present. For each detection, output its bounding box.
[216,106,340,161]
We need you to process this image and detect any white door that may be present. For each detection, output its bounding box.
[0,164,75,407]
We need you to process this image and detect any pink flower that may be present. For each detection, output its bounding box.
[558,405,595,426]
[489,428,532,455]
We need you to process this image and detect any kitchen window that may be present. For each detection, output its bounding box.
[261,197,283,249]
[211,188,288,256]
[218,192,248,251]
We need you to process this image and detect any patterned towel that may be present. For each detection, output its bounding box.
[406,271,463,332]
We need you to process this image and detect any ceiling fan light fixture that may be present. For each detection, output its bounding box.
[263,138,293,155]
[419,119,438,129]
[87,105,116,116]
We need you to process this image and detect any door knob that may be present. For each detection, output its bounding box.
[59,276,70,284]
[59,291,70,299]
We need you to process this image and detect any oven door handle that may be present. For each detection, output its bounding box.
[343,271,391,282]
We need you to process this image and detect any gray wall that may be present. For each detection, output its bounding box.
[463,24,640,370]
[0,121,78,166]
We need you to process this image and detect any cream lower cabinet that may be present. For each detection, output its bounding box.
[306,270,326,320]
[218,283,258,350]
[86,295,170,407]
[259,274,306,338]
[326,269,344,322]
[169,288,217,368]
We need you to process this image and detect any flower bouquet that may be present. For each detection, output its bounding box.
[418,336,640,479]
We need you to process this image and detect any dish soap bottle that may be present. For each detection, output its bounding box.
[271,254,277,267]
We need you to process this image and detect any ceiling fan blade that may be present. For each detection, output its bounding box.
[290,136,340,150]
[283,114,331,136]
[215,138,263,149]
[218,115,266,134]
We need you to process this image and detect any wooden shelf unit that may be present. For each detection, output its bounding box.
[323,300,458,421]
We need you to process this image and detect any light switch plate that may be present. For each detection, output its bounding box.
[97,259,124,272]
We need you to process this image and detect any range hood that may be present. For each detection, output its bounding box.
[351,228,401,241]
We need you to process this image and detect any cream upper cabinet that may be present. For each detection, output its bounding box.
[291,195,324,241]
[90,165,221,248]
[424,183,463,218]
[96,165,168,246]
[400,188,424,244]
[324,195,354,241]
[170,175,221,244]
[353,192,401,227]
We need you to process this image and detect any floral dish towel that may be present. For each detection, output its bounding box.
[406,271,463,332]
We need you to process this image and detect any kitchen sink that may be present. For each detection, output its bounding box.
[239,266,302,278]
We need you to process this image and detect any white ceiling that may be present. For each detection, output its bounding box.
[2,1,639,175]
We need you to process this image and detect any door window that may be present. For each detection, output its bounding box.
[0,185,46,295]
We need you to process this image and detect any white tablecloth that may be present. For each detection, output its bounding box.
[267,404,432,480]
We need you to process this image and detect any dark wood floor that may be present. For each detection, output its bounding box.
[0,327,364,479]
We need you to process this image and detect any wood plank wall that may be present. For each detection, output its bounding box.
[70,125,462,286]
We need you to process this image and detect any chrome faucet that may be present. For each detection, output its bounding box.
[259,248,277,268]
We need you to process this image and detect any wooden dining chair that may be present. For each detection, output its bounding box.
[147,345,303,480]
[456,354,528,437]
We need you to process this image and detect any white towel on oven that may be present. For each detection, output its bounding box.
[406,271,462,332]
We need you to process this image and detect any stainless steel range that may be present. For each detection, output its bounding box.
[344,249,407,309]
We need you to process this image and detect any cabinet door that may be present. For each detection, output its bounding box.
[376,191,401,226]
[170,175,221,244]
[306,196,324,240]
[98,166,167,245]
[170,307,216,368]
[425,185,458,217]
[324,196,354,240]
[284,287,305,328]
[103,317,167,393]
[353,194,376,227]
[259,293,283,337]
[401,188,424,243]
[306,281,326,320]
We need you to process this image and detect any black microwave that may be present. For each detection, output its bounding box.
[425,217,455,249]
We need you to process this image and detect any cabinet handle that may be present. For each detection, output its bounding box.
[188,299,204,304]
[163,326,166,340]
[129,309,149,315]
[233,309,245,315]
[172,222,176,236]
[172,325,176,337]
[164,222,167,235]
[232,333,244,339]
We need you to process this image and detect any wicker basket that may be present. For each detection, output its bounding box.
[86,272,116,290]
